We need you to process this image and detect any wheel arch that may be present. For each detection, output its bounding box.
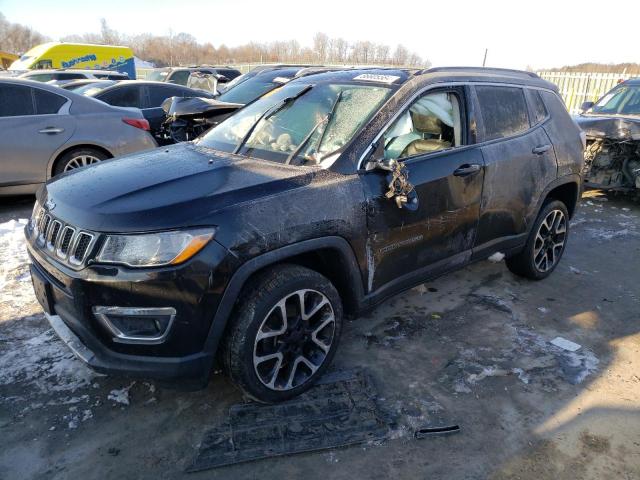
[48,143,114,178]
[535,174,581,220]
[202,237,365,365]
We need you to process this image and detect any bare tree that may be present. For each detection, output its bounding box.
[392,44,409,66]
[100,18,120,45]
[0,14,430,68]
[0,12,49,55]
[312,32,329,63]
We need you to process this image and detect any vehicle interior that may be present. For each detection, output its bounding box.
[383,91,461,159]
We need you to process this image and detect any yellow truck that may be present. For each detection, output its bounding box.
[9,42,136,79]
[0,50,19,70]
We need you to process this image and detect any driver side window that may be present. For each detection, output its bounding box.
[383,90,463,160]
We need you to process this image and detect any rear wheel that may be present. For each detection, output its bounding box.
[54,148,109,176]
[222,264,343,403]
[506,200,569,280]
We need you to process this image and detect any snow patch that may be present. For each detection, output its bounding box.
[108,382,135,406]
[487,252,505,263]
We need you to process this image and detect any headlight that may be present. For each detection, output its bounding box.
[96,229,215,267]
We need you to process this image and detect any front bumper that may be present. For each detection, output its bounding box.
[45,311,212,383]
[27,228,235,385]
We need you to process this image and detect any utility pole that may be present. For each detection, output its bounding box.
[482,48,488,67]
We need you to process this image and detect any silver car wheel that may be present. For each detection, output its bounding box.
[533,209,566,273]
[64,154,101,172]
[253,289,336,391]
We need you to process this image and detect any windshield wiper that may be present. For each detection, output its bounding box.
[233,84,313,155]
[285,90,344,165]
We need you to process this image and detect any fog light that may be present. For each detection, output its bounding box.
[92,306,176,345]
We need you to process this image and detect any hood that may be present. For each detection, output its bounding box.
[574,114,640,140]
[43,143,317,232]
[161,96,243,118]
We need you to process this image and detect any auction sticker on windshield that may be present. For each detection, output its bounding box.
[353,73,400,84]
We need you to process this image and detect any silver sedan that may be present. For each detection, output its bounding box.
[0,78,157,195]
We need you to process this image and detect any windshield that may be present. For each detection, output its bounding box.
[147,69,169,82]
[591,84,640,116]
[198,82,391,167]
[218,74,287,104]
[218,72,247,93]
[72,81,116,95]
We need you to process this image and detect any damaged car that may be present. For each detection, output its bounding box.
[161,65,320,143]
[576,78,640,191]
[26,67,583,403]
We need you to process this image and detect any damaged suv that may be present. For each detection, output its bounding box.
[26,67,583,403]
[576,78,640,191]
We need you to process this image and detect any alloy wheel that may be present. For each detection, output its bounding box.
[253,289,336,391]
[533,209,566,273]
[64,154,101,172]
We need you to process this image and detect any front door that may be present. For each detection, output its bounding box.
[360,87,485,295]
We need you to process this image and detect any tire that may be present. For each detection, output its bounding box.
[506,199,569,280]
[222,264,343,403]
[53,148,109,176]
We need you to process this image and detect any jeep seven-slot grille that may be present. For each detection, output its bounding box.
[34,207,96,267]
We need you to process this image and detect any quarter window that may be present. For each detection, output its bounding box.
[382,91,463,160]
[529,90,548,124]
[476,86,530,141]
[33,89,67,114]
[0,85,35,116]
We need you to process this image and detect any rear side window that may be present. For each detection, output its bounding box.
[55,73,86,80]
[529,90,548,124]
[0,84,35,116]
[167,70,190,85]
[476,86,530,141]
[95,73,128,80]
[98,86,143,107]
[34,89,67,114]
[25,73,54,82]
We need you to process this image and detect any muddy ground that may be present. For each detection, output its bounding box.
[0,191,638,480]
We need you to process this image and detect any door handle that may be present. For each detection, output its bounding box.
[532,144,551,155]
[38,127,65,134]
[453,163,481,177]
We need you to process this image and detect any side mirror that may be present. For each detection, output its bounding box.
[215,74,230,83]
[366,157,398,172]
[580,101,594,112]
[367,156,418,210]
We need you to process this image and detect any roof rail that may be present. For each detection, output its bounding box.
[421,66,540,79]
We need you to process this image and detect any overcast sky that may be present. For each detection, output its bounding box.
[1,0,638,70]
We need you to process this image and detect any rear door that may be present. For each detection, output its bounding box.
[361,86,485,294]
[472,85,557,256]
[0,84,75,186]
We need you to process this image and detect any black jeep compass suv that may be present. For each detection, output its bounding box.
[26,67,584,403]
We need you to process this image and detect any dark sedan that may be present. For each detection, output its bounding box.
[80,80,216,143]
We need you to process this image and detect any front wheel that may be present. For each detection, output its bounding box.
[506,200,569,280]
[222,264,343,403]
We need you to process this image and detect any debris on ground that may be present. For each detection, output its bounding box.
[550,337,582,352]
[188,370,389,471]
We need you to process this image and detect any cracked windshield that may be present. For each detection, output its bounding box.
[198,82,391,166]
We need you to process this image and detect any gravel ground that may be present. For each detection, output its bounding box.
[0,191,638,480]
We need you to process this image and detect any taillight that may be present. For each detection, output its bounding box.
[122,117,150,131]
